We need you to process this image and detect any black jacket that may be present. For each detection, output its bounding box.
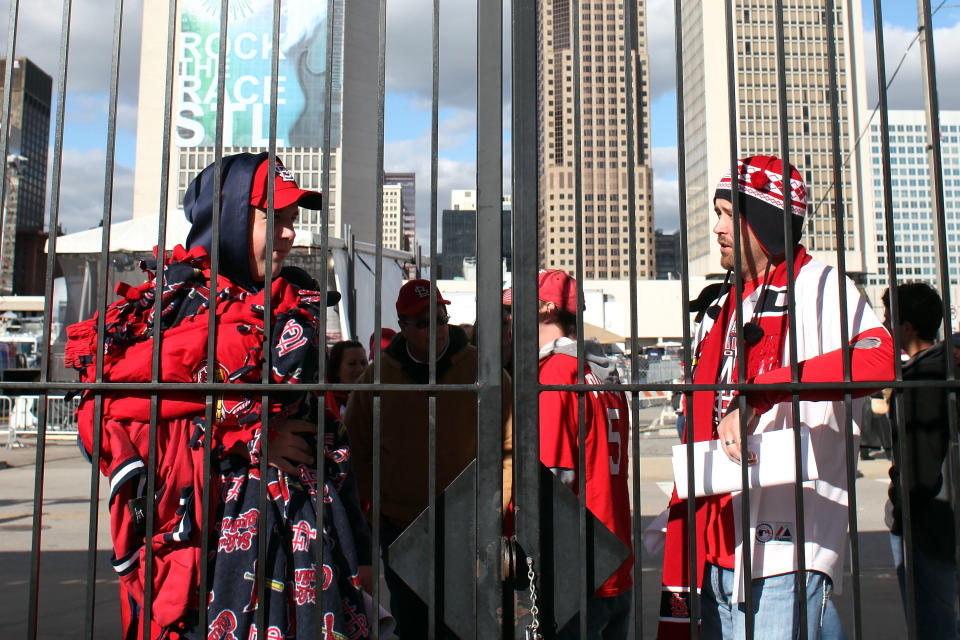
[888,341,957,563]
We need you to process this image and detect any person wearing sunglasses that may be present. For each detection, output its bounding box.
[344,279,514,638]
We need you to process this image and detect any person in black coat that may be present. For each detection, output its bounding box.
[883,282,959,640]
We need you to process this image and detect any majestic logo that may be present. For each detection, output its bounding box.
[277,319,309,356]
[756,521,793,544]
[414,285,430,298]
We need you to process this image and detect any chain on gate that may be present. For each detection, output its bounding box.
[524,556,542,640]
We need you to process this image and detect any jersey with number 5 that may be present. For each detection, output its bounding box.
[538,351,633,597]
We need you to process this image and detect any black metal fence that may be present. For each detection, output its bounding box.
[3,0,958,638]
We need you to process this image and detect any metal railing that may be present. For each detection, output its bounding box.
[0,394,80,447]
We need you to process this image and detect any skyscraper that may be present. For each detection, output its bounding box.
[863,110,960,309]
[384,171,416,251]
[133,0,378,242]
[680,1,868,278]
[537,0,655,280]
[381,183,404,250]
[1,57,51,295]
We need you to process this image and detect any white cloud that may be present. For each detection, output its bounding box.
[652,145,679,232]
[864,19,960,111]
[0,0,143,131]
[48,148,134,234]
[386,0,478,111]
[646,0,677,101]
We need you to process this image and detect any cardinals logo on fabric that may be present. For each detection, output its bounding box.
[207,609,239,640]
[414,284,430,298]
[670,593,689,618]
[277,319,308,356]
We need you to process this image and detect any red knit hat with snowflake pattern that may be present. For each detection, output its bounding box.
[713,155,808,256]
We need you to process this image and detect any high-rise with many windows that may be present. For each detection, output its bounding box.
[536,0,655,280]
[680,0,869,278]
[384,171,416,251]
[864,110,960,309]
[133,0,380,243]
[0,57,50,295]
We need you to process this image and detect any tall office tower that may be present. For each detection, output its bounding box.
[680,1,868,278]
[439,207,513,279]
[536,0,655,280]
[0,58,51,295]
[863,110,960,308]
[381,183,404,250]
[133,0,378,242]
[384,171,416,251]
[654,229,681,280]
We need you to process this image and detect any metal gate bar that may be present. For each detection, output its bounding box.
[476,0,506,634]
[915,9,960,640]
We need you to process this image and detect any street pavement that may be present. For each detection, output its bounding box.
[0,408,907,638]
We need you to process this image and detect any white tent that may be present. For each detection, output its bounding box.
[49,214,333,254]
[50,215,417,344]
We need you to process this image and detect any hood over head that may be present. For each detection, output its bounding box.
[547,336,621,383]
[184,151,267,292]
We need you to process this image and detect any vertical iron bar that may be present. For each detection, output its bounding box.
[315,0,337,634]
[256,0,284,635]
[476,0,505,633]
[149,0,181,634]
[372,0,388,630]
[569,0,588,637]
[199,0,231,635]
[772,3,807,638]
[85,0,126,637]
[723,1,753,636]
[670,0,699,635]
[872,0,912,629]
[28,0,60,636]
[511,0,542,631]
[427,0,441,632]
[822,2,861,639]
[621,0,644,634]
[915,4,960,639]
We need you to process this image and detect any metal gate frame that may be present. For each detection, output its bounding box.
[2,0,957,638]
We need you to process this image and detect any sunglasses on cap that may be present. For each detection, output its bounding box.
[402,312,450,330]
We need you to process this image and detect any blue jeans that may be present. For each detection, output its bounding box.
[701,563,847,640]
[555,590,632,640]
[890,532,960,640]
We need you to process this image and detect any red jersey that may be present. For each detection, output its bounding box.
[539,341,633,597]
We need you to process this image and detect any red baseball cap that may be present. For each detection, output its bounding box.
[396,279,451,316]
[369,327,397,356]
[538,269,580,314]
[250,158,323,210]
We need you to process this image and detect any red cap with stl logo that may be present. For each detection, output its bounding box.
[250,158,323,210]
[396,279,451,316]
